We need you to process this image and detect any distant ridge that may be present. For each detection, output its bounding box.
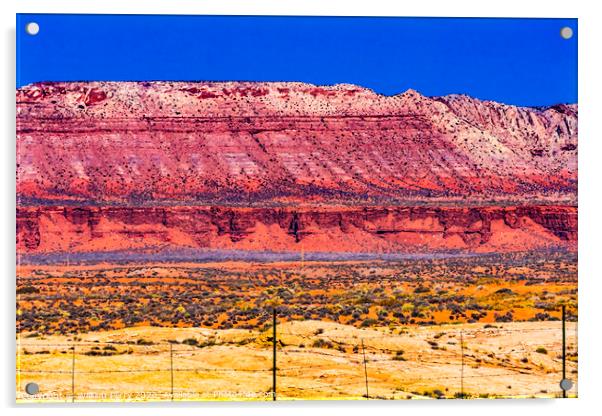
[17,81,577,206]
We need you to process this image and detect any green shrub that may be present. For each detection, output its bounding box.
[312,339,334,349]
[360,318,378,327]
[182,338,199,346]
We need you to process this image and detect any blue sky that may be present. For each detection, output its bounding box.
[16,14,577,106]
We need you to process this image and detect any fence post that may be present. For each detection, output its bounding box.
[562,304,567,398]
[272,307,277,401]
[170,343,174,401]
[361,339,369,399]
[460,330,464,399]
[71,344,75,403]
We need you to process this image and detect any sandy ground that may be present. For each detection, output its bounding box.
[16,320,577,402]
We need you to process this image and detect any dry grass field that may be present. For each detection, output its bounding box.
[17,320,576,402]
[16,252,577,402]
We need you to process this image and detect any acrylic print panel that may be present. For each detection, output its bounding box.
[15,14,578,402]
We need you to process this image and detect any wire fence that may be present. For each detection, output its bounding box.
[16,314,578,402]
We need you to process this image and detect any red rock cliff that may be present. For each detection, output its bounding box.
[16,81,577,206]
[16,205,576,255]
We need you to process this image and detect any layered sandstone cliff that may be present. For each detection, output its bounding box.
[16,81,577,256]
[16,81,577,206]
[17,205,576,255]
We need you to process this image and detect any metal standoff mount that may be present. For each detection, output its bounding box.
[560,378,573,392]
[25,382,39,395]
